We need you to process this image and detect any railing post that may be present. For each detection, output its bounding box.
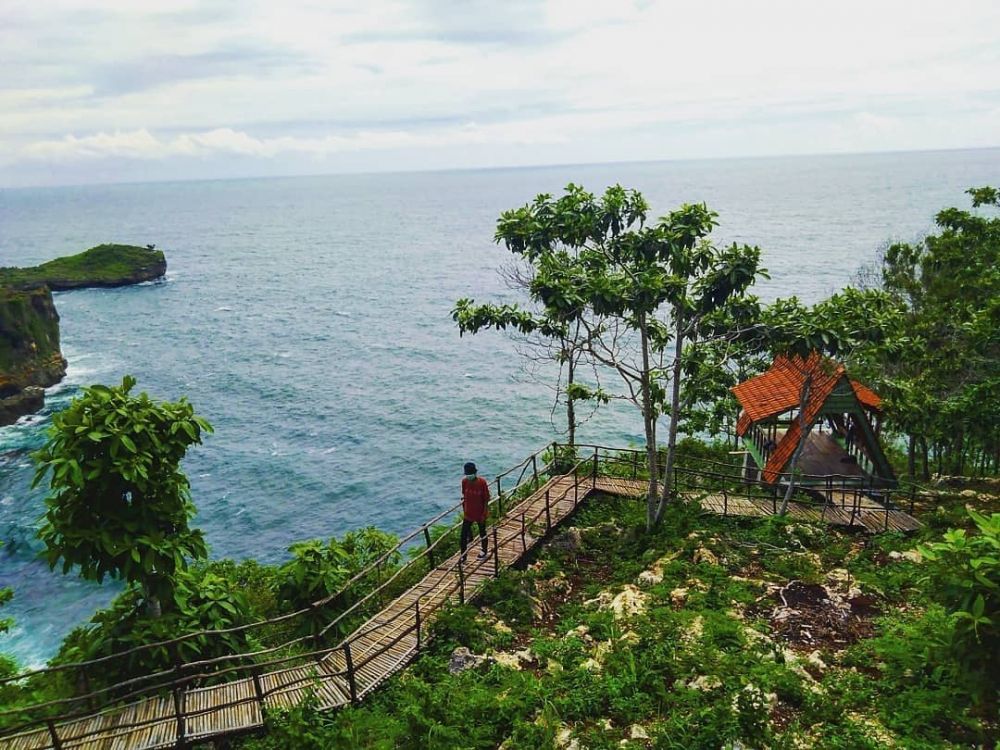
[495,477,502,517]
[521,511,527,552]
[375,560,384,606]
[592,447,599,484]
[632,450,638,479]
[492,526,500,577]
[79,664,94,710]
[172,686,186,748]
[46,720,63,750]
[252,666,266,713]
[457,558,466,604]
[423,525,436,569]
[723,486,728,516]
[344,642,359,704]
[545,489,552,530]
[532,453,539,487]
[415,599,422,650]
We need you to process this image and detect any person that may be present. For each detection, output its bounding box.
[460,461,490,562]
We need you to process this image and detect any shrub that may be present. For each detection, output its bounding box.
[918,510,1000,689]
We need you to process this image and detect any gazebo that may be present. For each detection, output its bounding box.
[731,352,896,490]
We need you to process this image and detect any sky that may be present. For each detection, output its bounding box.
[1,0,998,187]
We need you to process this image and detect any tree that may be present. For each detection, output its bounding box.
[33,376,212,616]
[847,187,999,478]
[490,185,766,528]
[453,185,612,446]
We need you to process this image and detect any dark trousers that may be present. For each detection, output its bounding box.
[460,519,487,556]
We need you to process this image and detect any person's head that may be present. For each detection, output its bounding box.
[463,461,477,477]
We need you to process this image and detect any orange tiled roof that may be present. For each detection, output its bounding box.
[731,353,884,483]
[850,379,882,411]
[732,352,843,434]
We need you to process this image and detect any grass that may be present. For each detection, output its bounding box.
[0,244,166,290]
[232,479,999,750]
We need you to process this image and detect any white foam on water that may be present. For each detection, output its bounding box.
[322,446,338,454]
[215,306,233,312]
[334,311,352,317]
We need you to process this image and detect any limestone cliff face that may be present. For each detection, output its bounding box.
[0,285,68,425]
[0,244,168,426]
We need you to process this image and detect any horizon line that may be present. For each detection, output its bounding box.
[2,143,998,192]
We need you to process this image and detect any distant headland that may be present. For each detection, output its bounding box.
[0,244,166,425]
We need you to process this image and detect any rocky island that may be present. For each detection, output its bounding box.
[0,244,166,425]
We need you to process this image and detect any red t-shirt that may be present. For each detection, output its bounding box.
[461,476,490,522]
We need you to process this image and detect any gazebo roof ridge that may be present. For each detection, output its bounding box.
[732,352,881,434]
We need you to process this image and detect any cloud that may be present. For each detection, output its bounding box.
[1,0,999,186]
[16,122,572,163]
[92,46,315,96]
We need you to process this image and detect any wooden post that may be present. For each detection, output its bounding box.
[252,666,266,712]
[520,511,527,552]
[172,686,186,748]
[532,453,538,487]
[492,526,500,577]
[592,447,599,484]
[344,642,358,704]
[415,599,422,650]
[723,486,728,517]
[375,560,384,607]
[495,477,502,517]
[545,489,552,530]
[423,526,436,569]
[79,665,94,711]
[631,450,638,479]
[46,720,63,750]
[457,558,466,604]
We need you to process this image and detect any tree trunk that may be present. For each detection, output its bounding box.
[919,436,930,481]
[779,373,812,515]
[566,344,576,448]
[638,316,658,529]
[654,311,685,525]
[907,434,916,481]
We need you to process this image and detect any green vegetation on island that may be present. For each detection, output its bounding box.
[0,243,167,291]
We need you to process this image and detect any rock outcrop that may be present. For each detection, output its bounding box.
[0,244,167,290]
[0,244,166,425]
[0,285,67,425]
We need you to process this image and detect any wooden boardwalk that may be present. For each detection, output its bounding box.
[593,476,922,533]
[0,473,591,750]
[0,468,920,750]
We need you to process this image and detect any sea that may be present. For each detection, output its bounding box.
[1,148,997,667]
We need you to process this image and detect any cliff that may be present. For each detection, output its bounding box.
[0,286,67,425]
[0,244,166,425]
[0,244,167,290]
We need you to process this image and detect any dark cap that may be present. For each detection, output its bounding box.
[463,462,477,475]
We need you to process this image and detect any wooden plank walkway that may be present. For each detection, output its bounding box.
[0,474,589,750]
[0,469,920,750]
[592,476,922,533]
